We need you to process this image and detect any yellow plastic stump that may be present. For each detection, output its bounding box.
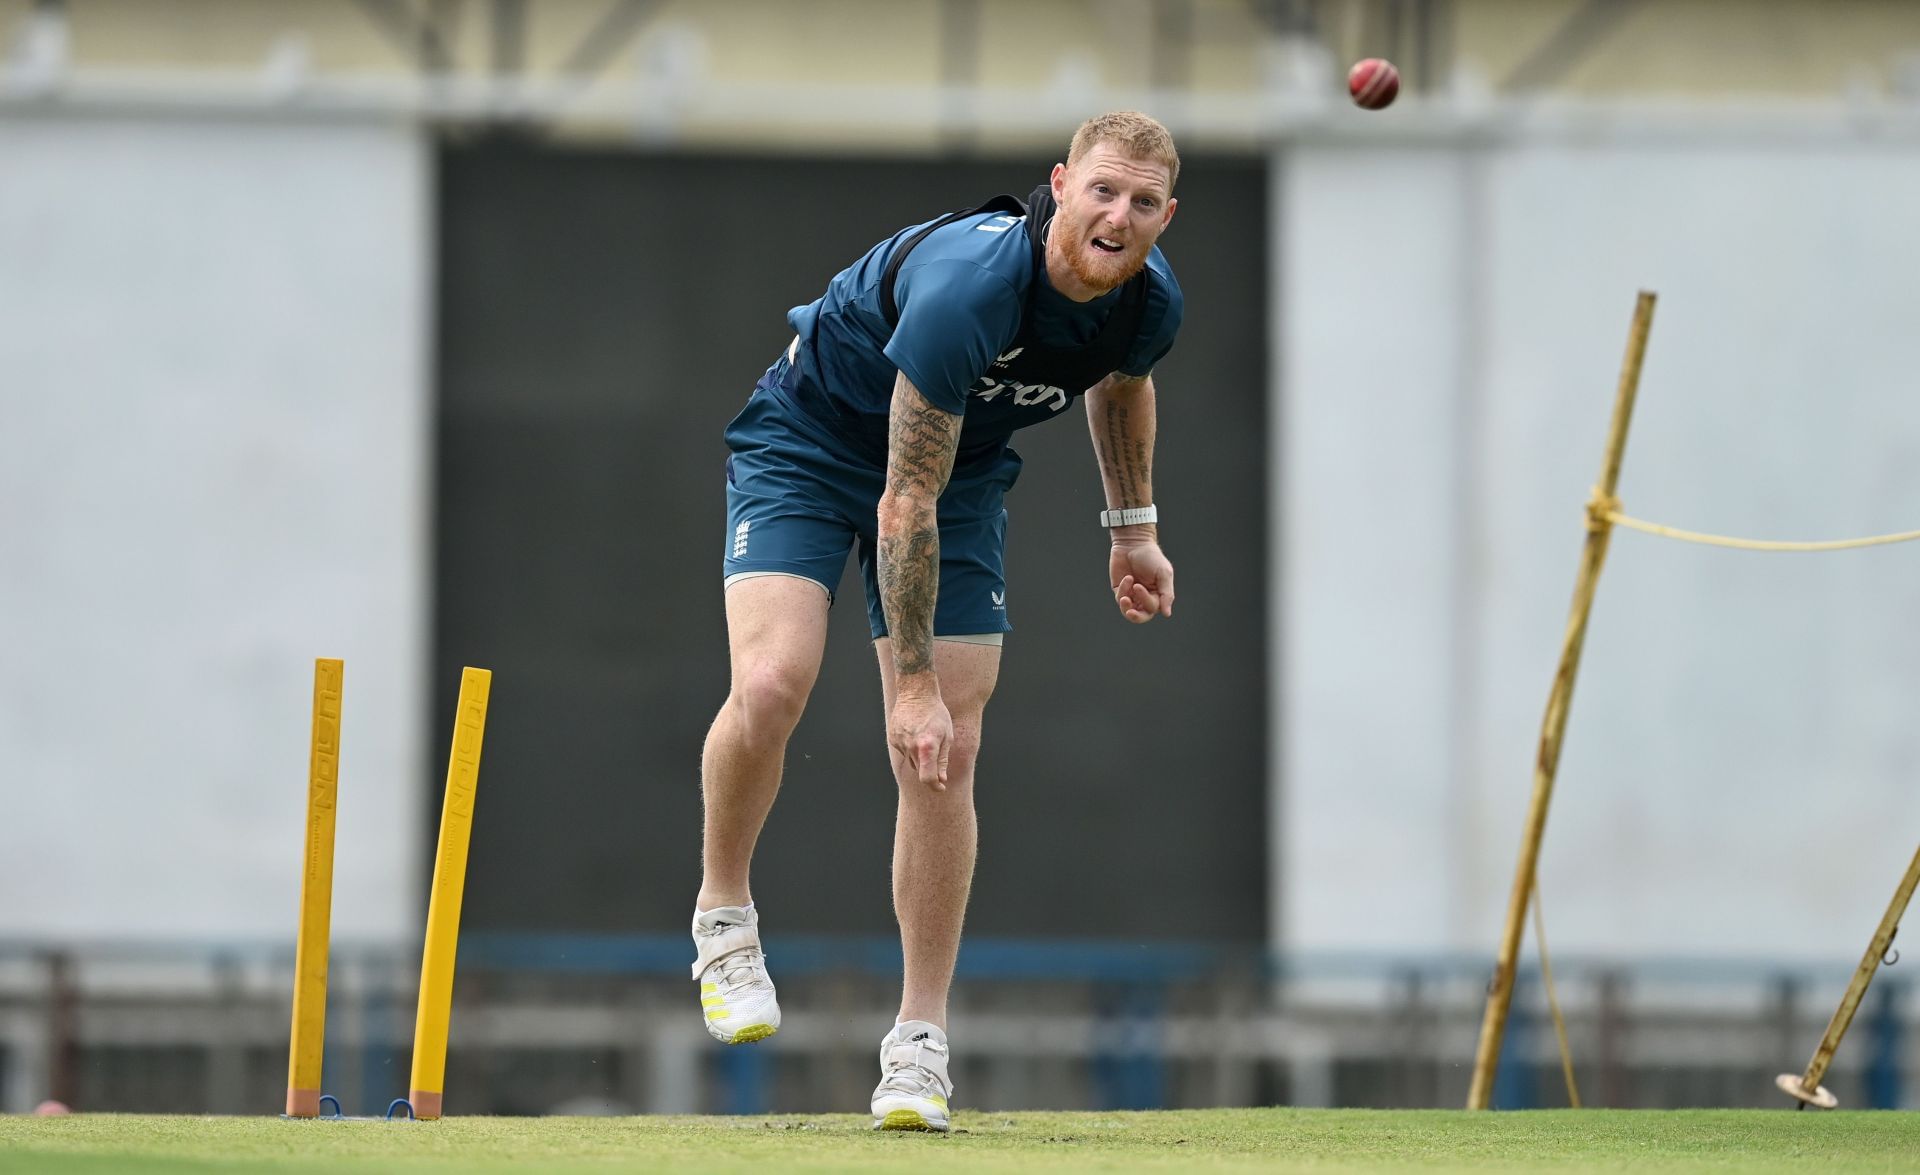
[408,667,491,1120]
[286,658,343,1118]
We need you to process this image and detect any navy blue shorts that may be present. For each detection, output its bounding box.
[722,381,1018,640]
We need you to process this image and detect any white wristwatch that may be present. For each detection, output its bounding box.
[1099,505,1158,528]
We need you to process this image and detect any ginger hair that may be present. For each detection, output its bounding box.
[1066,111,1180,190]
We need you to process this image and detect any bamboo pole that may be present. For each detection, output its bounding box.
[1776,841,1920,1109]
[1466,291,1657,1110]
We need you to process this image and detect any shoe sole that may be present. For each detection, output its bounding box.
[712,1023,777,1045]
[874,1109,949,1133]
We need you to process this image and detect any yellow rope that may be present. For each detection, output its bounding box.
[1586,492,1920,552]
[1531,879,1582,1108]
[1534,486,1920,1103]
[1524,481,1918,1108]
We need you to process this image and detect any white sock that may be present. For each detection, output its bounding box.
[892,1020,946,1045]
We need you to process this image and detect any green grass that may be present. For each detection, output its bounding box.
[3,1108,1917,1173]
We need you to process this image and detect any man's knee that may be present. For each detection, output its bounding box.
[951,717,984,767]
[729,660,815,741]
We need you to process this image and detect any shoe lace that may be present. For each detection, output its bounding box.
[879,1039,949,1098]
[708,945,771,995]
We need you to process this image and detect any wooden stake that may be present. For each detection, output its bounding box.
[1776,840,1920,1109]
[1467,291,1657,1110]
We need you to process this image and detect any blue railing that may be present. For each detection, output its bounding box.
[457,932,1235,982]
[0,936,1905,1113]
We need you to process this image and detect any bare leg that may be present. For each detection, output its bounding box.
[874,637,1001,1029]
[697,576,830,911]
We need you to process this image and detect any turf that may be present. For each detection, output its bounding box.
[2,1108,1917,1173]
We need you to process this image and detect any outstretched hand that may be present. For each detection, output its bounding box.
[1109,541,1175,623]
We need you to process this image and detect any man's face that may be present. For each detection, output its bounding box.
[1048,143,1177,297]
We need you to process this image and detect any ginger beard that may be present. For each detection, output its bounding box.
[1051,192,1155,294]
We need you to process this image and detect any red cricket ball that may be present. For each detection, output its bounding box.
[1348,58,1400,110]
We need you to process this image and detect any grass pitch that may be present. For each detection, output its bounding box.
[3,1108,1918,1173]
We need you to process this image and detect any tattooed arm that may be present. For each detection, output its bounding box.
[878,371,963,787]
[1085,371,1176,623]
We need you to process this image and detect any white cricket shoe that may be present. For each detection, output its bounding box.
[870,1020,953,1132]
[690,904,780,1045]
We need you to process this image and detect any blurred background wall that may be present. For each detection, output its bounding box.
[4,0,1920,1117]
[1282,139,1920,960]
[0,115,431,941]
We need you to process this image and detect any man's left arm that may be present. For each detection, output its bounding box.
[1085,371,1175,623]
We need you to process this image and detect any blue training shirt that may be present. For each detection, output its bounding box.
[778,207,1183,468]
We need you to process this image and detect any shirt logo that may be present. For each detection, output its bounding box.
[991,590,1005,609]
[974,215,1021,233]
[972,377,1067,412]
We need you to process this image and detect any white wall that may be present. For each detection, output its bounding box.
[1279,132,1920,962]
[0,115,430,941]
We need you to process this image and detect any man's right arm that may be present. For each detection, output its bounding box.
[877,372,962,682]
[877,257,1007,677]
[877,372,963,789]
